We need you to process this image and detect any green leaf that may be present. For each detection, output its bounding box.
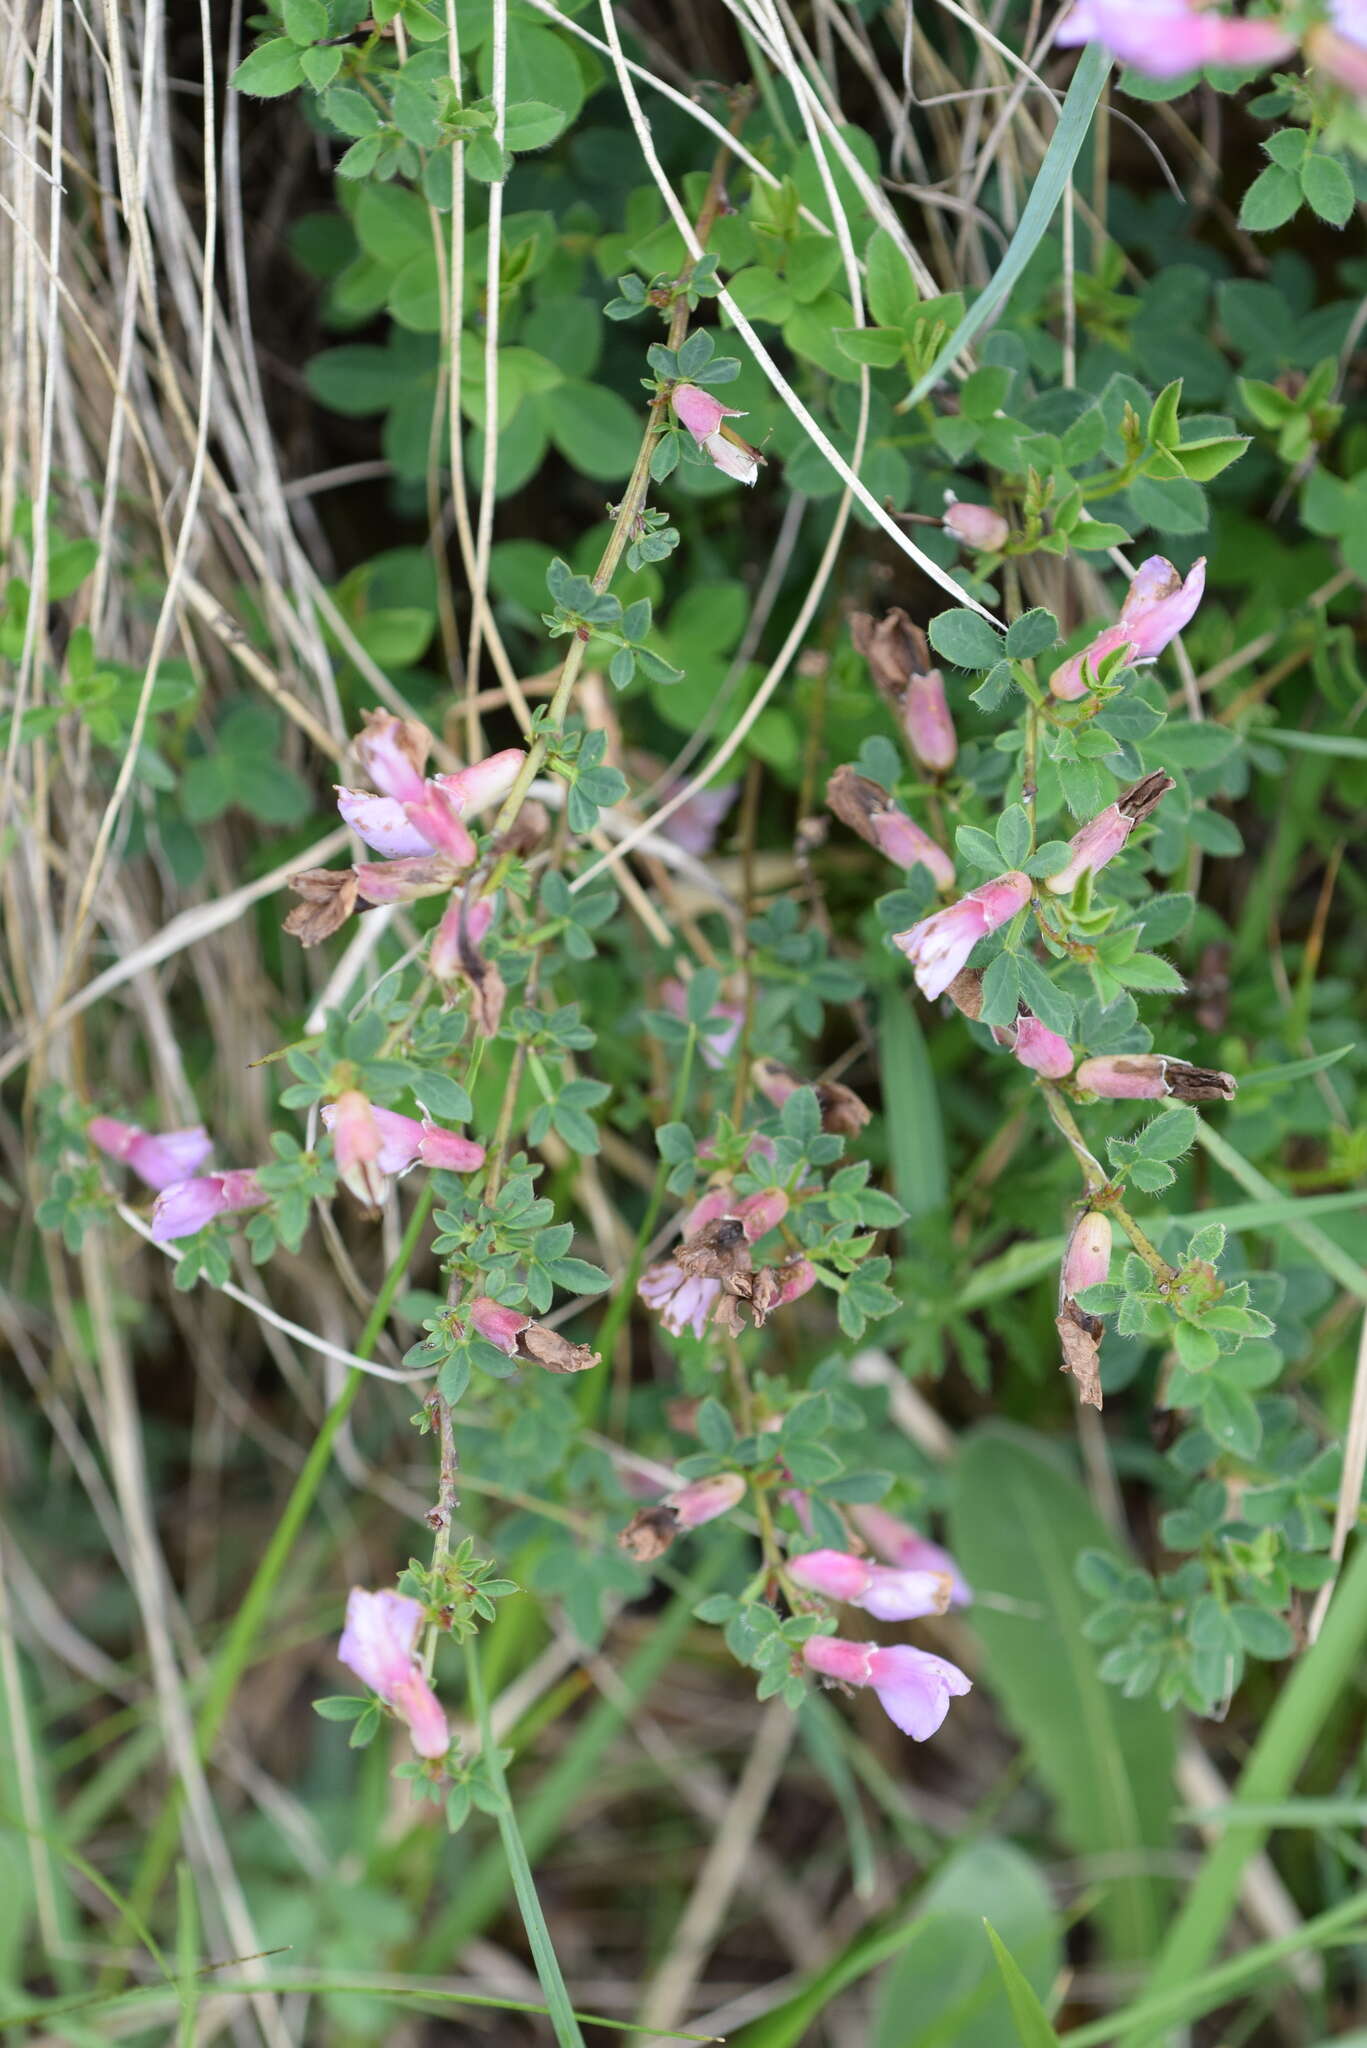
[996,803,1031,869]
[1173,435,1249,482]
[321,85,381,137]
[503,100,564,152]
[949,1427,1174,1959]
[1135,1104,1198,1160]
[1239,163,1301,233]
[1147,379,1182,452]
[864,225,921,330]
[983,1922,1063,2047]
[282,0,328,43]
[230,37,305,97]
[1004,608,1058,661]
[879,991,947,1221]
[929,608,1006,671]
[1300,152,1354,227]
[834,327,906,368]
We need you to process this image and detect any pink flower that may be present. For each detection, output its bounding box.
[1074,1054,1236,1102]
[1045,773,1175,895]
[670,384,761,486]
[803,1635,972,1740]
[402,784,477,866]
[868,806,957,891]
[1007,1013,1075,1079]
[942,499,1009,552]
[1063,1210,1112,1296]
[849,1505,973,1607]
[772,1256,817,1308]
[322,1095,484,1205]
[788,1547,953,1620]
[638,1259,722,1339]
[659,780,739,857]
[667,1472,745,1529]
[434,748,524,818]
[335,788,434,859]
[351,855,458,905]
[893,870,1033,1001]
[469,1296,529,1355]
[903,669,957,777]
[660,978,745,1071]
[89,1114,213,1192]
[1056,0,1295,76]
[151,1169,267,1241]
[1052,557,1206,700]
[734,1187,789,1241]
[353,710,429,804]
[336,1587,449,1760]
[429,892,495,983]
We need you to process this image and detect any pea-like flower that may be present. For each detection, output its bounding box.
[893,871,1033,1001]
[1055,0,1295,78]
[849,1505,973,1608]
[336,1587,449,1760]
[1063,1210,1113,1296]
[942,498,1009,552]
[788,1547,954,1621]
[1003,1011,1075,1079]
[1051,557,1206,701]
[670,384,762,486]
[467,1296,598,1374]
[322,1092,485,1207]
[1074,1054,1236,1102]
[827,765,954,891]
[89,1114,213,1192]
[803,1634,972,1740]
[1045,773,1175,893]
[151,1169,268,1242]
[1307,0,1367,92]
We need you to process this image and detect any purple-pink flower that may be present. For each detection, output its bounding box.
[826,764,954,892]
[670,384,761,486]
[336,1587,449,1760]
[89,1114,213,1192]
[322,1092,485,1206]
[151,1169,267,1241]
[659,779,740,857]
[668,1472,746,1529]
[1045,773,1175,894]
[1051,557,1206,701]
[638,1259,722,1339]
[1004,1012,1075,1079]
[849,1505,973,1608]
[893,870,1033,1001]
[788,1547,954,1621]
[1056,0,1295,78]
[803,1634,972,1740]
[903,668,958,777]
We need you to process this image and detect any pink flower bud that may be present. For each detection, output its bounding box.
[772,1256,817,1308]
[1074,1054,1236,1103]
[434,747,524,819]
[707,432,761,486]
[1063,1210,1112,1297]
[337,1587,449,1760]
[849,1505,973,1607]
[335,788,433,859]
[1051,558,1205,701]
[1046,772,1175,895]
[666,1471,746,1529]
[325,1090,388,1205]
[867,806,956,891]
[735,1187,789,1241]
[942,499,1009,552]
[416,1123,486,1173]
[1050,624,1136,703]
[903,669,957,776]
[788,1548,952,1621]
[1056,0,1294,77]
[354,710,429,804]
[89,1114,213,1192]
[429,892,496,983]
[893,870,1033,1001]
[469,1296,530,1355]
[151,1169,266,1241]
[803,1634,972,1740]
[1009,1012,1075,1079]
[683,1186,734,1236]
[352,855,460,904]
[671,384,744,445]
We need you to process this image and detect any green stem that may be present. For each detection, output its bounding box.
[1116,1539,1367,2044]
[463,1637,587,2048]
[115,1184,436,1953]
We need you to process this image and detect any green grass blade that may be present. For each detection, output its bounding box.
[984,1921,1062,2047]
[880,990,948,1219]
[903,45,1111,408]
[1195,1122,1367,1300]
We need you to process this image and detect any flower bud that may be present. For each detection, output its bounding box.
[1051,558,1205,701]
[335,788,433,859]
[903,668,957,776]
[734,1188,789,1242]
[827,764,954,890]
[942,499,1009,551]
[668,1471,746,1529]
[1045,773,1174,894]
[1074,1055,1236,1103]
[893,871,1032,1001]
[1063,1210,1112,1297]
[1007,1011,1075,1079]
[469,1296,529,1355]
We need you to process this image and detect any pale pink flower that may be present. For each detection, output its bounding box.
[659,780,739,857]
[788,1547,953,1621]
[337,1587,449,1760]
[772,1256,817,1308]
[468,1296,529,1355]
[434,747,524,818]
[1008,1013,1075,1079]
[734,1188,789,1241]
[335,788,433,859]
[803,1634,972,1740]
[353,710,429,804]
[942,499,1009,551]
[638,1259,721,1339]
[868,806,956,891]
[429,892,495,984]
[403,784,477,866]
[670,384,760,485]
[1063,1211,1112,1296]
[322,1095,484,1205]
[1074,1054,1236,1102]
[893,870,1033,1001]
[1045,773,1174,895]
[681,1186,734,1237]
[89,1114,212,1192]
[1052,557,1206,700]
[850,1505,973,1607]
[667,1471,745,1529]
[1055,0,1294,77]
[903,669,957,776]
[151,1169,267,1241]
